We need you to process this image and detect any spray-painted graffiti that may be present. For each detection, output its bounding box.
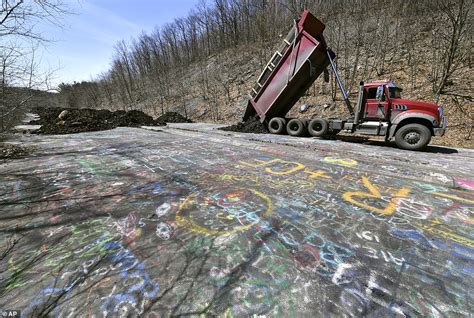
[176,187,273,235]
[0,127,473,316]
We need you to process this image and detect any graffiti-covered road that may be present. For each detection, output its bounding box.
[1,125,473,317]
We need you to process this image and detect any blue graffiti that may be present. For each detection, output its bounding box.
[276,208,302,221]
[100,241,160,314]
[390,228,434,248]
[392,227,474,277]
[26,240,160,316]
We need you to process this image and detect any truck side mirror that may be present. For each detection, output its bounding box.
[376,85,384,102]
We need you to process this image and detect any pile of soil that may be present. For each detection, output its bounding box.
[220,116,269,134]
[31,107,165,134]
[28,107,61,125]
[114,109,157,126]
[156,112,192,125]
[0,143,31,159]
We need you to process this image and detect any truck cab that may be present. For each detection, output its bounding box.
[351,80,447,150]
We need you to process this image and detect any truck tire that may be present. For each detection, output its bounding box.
[268,117,286,134]
[308,118,328,137]
[287,118,306,137]
[395,123,432,151]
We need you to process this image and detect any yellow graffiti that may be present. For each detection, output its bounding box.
[324,156,358,166]
[240,159,306,175]
[239,158,305,175]
[417,218,474,247]
[176,188,273,235]
[264,161,305,175]
[216,212,235,220]
[240,158,332,179]
[303,168,331,180]
[343,177,410,215]
[432,192,474,204]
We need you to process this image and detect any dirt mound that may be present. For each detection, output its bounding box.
[116,109,157,126]
[220,116,269,134]
[156,112,192,124]
[29,107,63,125]
[0,143,31,159]
[31,107,164,134]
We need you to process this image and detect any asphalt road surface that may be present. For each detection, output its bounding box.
[0,124,473,317]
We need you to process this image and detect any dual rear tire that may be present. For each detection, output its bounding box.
[268,117,335,137]
[286,118,306,136]
[268,117,286,134]
[308,118,329,137]
[268,117,307,136]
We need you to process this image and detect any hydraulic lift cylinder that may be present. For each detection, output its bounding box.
[326,50,354,117]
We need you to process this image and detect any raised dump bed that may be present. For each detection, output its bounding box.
[243,10,332,123]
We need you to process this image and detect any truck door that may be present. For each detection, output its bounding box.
[365,85,389,120]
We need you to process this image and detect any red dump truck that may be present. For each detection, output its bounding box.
[243,10,447,151]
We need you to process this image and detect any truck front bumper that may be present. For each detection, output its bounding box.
[433,117,447,136]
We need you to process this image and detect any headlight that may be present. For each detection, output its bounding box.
[438,106,443,119]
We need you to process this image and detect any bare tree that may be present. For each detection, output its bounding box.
[0,0,67,40]
[48,0,471,146]
[0,43,55,129]
[0,0,68,131]
[429,0,472,99]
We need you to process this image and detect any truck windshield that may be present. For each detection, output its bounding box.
[389,87,402,99]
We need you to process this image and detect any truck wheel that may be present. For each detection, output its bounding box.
[395,124,432,151]
[286,118,306,137]
[308,118,328,137]
[268,117,285,134]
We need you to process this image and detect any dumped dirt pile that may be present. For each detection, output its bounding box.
[220,116,269,134]
[156,112,192,125]
[31,107,165,134]
[0,143,31,159]
[29,107,62,125]
[114,109,157,126]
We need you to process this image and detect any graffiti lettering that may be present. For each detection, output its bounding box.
[324,157,358,166]
[343,177,410,215]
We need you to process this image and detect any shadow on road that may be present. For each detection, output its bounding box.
[323,135,459,154]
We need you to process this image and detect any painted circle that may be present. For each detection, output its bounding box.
[176,188,273,235]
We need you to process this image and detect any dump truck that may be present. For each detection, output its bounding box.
[243,10,447,151]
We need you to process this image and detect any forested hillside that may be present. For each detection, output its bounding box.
[57,0,473,147]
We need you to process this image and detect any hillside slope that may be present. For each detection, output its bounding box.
[145,42,473,148]
[56,1,473,148]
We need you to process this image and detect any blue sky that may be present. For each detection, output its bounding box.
[38,0,201,87]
